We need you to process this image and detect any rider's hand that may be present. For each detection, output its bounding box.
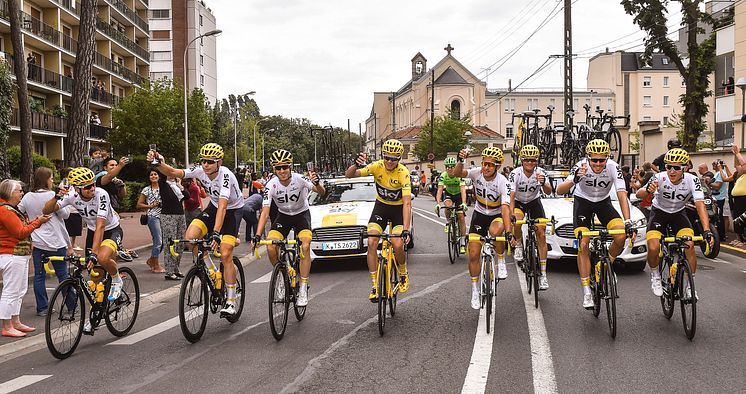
[208,232,222,250]
[400,230,411,245]
[624,219,637,238]
[646,179,659,194]
[309,171,320,185]
[86,252,98,270]
[536,171,546,185]
[574,163,587,183]
[510,215,517,224]
[434,204,441,216]
[703,230,714,247]
[460,203,468,213]
[457,149,467,162]
[355,152,368,168]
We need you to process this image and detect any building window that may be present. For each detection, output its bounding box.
[662,57,669,65]
[504,98,516,112]
[595,98,601,109]
[573,98,579,111]
[663,116,669,126]
[526,98,538,111]
[450,99,461,119]
[643,95,652,106]
[200,55,204,65]
[150,51,171,61]
[152,30,170,40]
[33,141,45,156]
[199,14,203,26]
[149,9,170,19]
[643,116,652,121]
[200,37,203,46]
[663,95,669,106]
[200,74,204,86]
[506,124,514,139]
[150,72,172,80]
[663,76,669,87]
[585,98,591,108]
[643,76,651,87]
[549,98,555,108]
[607,98,613,111]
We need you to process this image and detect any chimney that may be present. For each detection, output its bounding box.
[508,79,512,92]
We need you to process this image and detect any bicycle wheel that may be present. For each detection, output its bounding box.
[531,245,540,309]
[292,257,306,322]
[484,257,493,334]
[591,256,601,318]
[45,279,85,359]
[659,258,674,319]
[105,267,139,337]
[269,262,290,341]
[606,129,622,163]
[224,257,246,323]
[389,258,398,316]
[678,261,697,340]
[604,260,617,338]
[179,266,209,343]
[377,258,387,336]
[447,220,457,264]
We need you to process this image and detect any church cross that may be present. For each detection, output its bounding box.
[444,43,454,55]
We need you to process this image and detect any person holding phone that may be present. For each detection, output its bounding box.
[710,160,727,241]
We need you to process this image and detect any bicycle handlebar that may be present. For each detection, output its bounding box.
[514,216,556,235]
[576,228,627,237]
[253,238,297,259]
[662,235,710,255]
[467,234,507,243]
[169,239,221,258]
[46,255,100,277]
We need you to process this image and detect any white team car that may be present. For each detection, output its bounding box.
[527,171,648,271]
[308,176,415,261]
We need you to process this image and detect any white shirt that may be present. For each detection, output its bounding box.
[18,190,70,251]
[566,158,626,202]
[262,173,315,216]
[183,165,244,210]
[58,188,120,231]
[649,172,705,213]
[507,166,547,203]
[466,167,509,216]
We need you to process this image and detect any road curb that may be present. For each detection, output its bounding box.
[720,243,746,258]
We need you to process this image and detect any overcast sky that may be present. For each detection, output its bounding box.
[208,0,682,130]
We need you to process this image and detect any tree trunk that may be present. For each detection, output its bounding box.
[65,0,98,167]
[7,0,32,184]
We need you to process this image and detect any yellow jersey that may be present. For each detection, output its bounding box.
[359,160,411,205]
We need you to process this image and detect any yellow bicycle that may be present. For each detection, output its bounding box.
[362,229,407,336]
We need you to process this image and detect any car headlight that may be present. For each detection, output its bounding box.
[633,218,647,229]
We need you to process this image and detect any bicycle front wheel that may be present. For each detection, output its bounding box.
[679,262,697,340]
[269,263,290,341]
[179,266,209,343]
[45,279,85,359]
[531,244,540,308]
[105,267,140,337]
[606,129,622,163]
[659,258,674,319]
[389,259,398,317]
[447,221,457,264]
[604,260,618,338]
[483,257,493,334]
[292,257,307,322]
[377,258,387,336]
[225,257,246,324]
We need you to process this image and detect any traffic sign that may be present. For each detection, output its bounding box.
[427,152,435,161]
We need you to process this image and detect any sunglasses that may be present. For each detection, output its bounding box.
[200,158,218,165]
[522,158,537,163]
[665,164,683,172]
[273,165,290,171]
[588,158,607,163]
[383,155,401,162]
[80,183,95,190]
[482,162,497,168]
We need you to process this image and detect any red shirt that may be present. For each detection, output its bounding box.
[0,199,42,256]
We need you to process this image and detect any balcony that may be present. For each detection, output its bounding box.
[94,52,146,85]
[96,17,148,60]
[90,123,111,140]
[20,10,62,46]
[50,0,81,17]
[12,109,68,135]
[105,0,148,32]
[5,54,74,93]
[91,87,122,107]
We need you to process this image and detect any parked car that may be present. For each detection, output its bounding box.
[308,177,415,262]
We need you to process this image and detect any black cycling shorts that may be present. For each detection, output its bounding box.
[85,225,123,253]
[368,201,404,234]
[469,210,503,238]
[269,210,312,240]
[573,196,623,236]
[515,198,546,221]
[65,213,83,237]
[443,192,463,207]
[646,208,694,240]
[191,203,239,245]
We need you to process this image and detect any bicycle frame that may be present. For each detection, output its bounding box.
[47,255,109,324]
[170,239,224,310]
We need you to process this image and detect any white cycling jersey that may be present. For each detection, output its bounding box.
[183,165,243,210]
[58,188,120,231]
[507,166,547,203]
[466,167,509,216]
[262,172,315,216]
[566,158,626,202]
[648,172,704,213]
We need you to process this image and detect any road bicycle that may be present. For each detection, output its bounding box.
[439,205,466,264]
[657,234,707,340]
[43,254,139,359]
[512,108,553,168]
[514,215,556,308]
[577,228,627,338]
[583,105,626,163]
[255,238,306,341]
[361,228,407,336]
[468,234,508,334]
[169,239,245,343]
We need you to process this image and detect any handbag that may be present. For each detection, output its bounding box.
[139,213,148,225]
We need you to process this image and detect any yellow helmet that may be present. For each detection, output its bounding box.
[519,144,540,159]
[199,143,224,160]
[586,139,610,156]
[270,149,293,166]
[69,167,95,187]
[481,146,504,163]
[664,148,689,165]
[381,139,404,157]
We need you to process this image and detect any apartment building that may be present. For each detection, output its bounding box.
[0,0,150,162]
[148,0,217,104]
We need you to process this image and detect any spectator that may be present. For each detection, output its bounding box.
[469,160,476,170]
[236,167,246,191]
[26,53,36,81]
[95,157,128,212]
[710,160,727,241]
[137,170,164,273]
[157,172,187,281]
[621,165,633,194]
[88,146,104,174]
[723,145,746,243]
[637,162,656,218]
[248,172,263,196]
[259,171,271,186]
[18,167,71,316]
[420,171,426,188]
[59,167,82,252]
[183,178,205,225]
[237,193,263,244]
[0,179,50,337]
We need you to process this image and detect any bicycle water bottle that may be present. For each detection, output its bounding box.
[595,261,601,283]
[95,282,105,303]
[670,262,678,285]
[288,265,297,288]
[88,280,96,292]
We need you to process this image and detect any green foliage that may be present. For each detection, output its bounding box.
[629,129,641,153]
[7,146,60,181]
[117,155,154,182]
[110,78,211,165]
[121,181,146,212]
[0,61,12,179]
[29,97,45,113]
[413,110,470,161]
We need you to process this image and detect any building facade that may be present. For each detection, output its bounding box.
[1,0,150,162]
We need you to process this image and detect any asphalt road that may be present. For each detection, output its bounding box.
[2,195,746,393]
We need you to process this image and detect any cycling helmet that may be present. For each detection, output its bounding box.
[68,167,95,187]
[481,146,504,163]
[663,148,689,165]
[381,139,404,157]
[519,144,540,159]
[199,143,224,159]
[444,157,457,168]
[585,139,610,156]
[667,138,682,150]
[270,149,293,166]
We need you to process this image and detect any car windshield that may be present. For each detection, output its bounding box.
[309,182,377,205]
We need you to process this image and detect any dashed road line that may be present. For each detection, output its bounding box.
[0,375,52,393]
[251,271,273,283]
[412,210,446,226]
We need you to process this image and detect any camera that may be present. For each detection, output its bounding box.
[734,211,746,229]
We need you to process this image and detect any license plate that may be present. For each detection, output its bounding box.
[572,239,579,249]
[322,240,359,251]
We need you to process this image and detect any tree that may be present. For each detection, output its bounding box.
[0,61,12,179]
[621,0,719,151]
[7,0,32,183]
[413,111,470,161]
[65,0,98,167]
[110,79,211,164]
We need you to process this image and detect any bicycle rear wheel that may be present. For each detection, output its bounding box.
[179,266,209,343]
[105,267,140,337]
[606,129,622,163]
[269,263,290,341]
[447,220,457,264]
[659,258,674,319]
[292,256,307,322]
[389,259,398,316]
[604,260,618,338]
[484,257,493,334]
[45,279,85,359]
[531,245,540,308]
[377,258,387,336]
[591,258,601,318]
[679,262,697,340]
[225,257,246,323]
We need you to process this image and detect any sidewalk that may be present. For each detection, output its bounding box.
[722,230,746,257]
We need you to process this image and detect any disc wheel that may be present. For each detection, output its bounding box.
[377,258,387,336]
[223,258,246,323]
[45,280,85,359]
[105,267,140,337]
[659,258,674,319]
[679,262,697,340]
[604,260,618,339]
[269,263,290,341]
[179,266,209,343]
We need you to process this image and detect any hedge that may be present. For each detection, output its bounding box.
[7,146,60,183]
[121,181,147,213]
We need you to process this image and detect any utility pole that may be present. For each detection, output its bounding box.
[430,69,435,163]
[373,114,377,160]
[563,0,574,130]
[391,91,396,136]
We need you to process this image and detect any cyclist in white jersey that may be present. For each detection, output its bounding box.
[451,147,512,310]
[44,167,124,304]
[556,139,635,309]
[148,143,244,316]
[636,148,713,298]
[254,150,324,307]
[507,145,553,290]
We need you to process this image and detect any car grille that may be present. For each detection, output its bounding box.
[555,224,576,239]
[561,246,578,255]
[313,226,367,241]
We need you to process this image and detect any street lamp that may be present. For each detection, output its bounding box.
[261,128,274,171]
[183,28,222,167]
[736,77,746,148]
[234,91,256,168]
[253,118,272,171]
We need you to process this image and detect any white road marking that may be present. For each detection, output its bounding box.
[515,264,558,394]
[412,210,446,226]
[461,292,496,394]
[412,206,440,218]
[251,271,273,283]
[0,375,52,393]
[108,316,180,346]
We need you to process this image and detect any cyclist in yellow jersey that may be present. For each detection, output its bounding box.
[345,139,412,302]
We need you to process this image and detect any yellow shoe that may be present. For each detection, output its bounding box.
[369,286,379,303]
[398,272,410,293]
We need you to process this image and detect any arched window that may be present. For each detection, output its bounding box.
[450,99,461,119]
